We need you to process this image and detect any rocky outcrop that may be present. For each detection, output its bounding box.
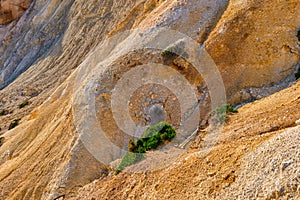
[0,0,31,25]
[68,80,300,199]
[0,0,230,199]
[0,0,299,199]
[206,0,300,104]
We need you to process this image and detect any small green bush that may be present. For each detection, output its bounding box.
[128,139,136,152]
[225,104,238,113]
[115,122,176,174]
[19,100,30,109]
[132,122,176,153]
[8,118,21,130]
[0,109,10,116]
[115,152,144,174]
[211,104,238,124]
[161,49,176,57]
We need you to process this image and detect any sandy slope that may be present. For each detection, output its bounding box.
[69,80,300,200]
[0,0,299,199]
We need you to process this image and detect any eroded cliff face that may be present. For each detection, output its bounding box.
[69,80,300,199]
[0,0,231,199]
[206,0,300,104]
[0,0,299,199]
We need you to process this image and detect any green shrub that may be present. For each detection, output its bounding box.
[211,104,238,124]
[161,50,176,57]
[0,109,10,116]
[225,104,238,113]
[132,122,176,153]
[19,100,30,109]
[212,106,227,124]
[115,122,176,174]
[115,152,144,174]
[144,122,176,139]
[8,118,21,130]
[128,139,136,152]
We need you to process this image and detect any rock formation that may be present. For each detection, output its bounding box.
[0,0,299,199]
[0,0,31,25]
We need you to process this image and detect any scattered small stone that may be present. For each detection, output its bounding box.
[207,171,216,177]
[279,187,285,196]
[295,119,300,125]
[281,161,292,170]
[5,150,10,156]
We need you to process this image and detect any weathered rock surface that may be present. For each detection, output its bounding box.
[0,0,31,25]
[69,80,300,199]
[217,126,300,200]
[0,0,230,199]
[206,0,300,104]
[0,0,299,199]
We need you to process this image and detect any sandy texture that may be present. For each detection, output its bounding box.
[0,0,299,199]
[69,76,300,200]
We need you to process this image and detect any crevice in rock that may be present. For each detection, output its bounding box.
[197,0,230,45]
[258,122,297,136]
[295,62,300,80]
[232,72,297,107]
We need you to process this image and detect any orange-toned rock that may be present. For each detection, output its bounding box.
[0,0,31,25]
[206,0,300,104]
[0,0,300,199]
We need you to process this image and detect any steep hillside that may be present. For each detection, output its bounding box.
[0,0,230,199]
[69,77,300,200]
[0,0,299,199]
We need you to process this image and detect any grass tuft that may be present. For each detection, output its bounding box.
[115,122,176,174]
